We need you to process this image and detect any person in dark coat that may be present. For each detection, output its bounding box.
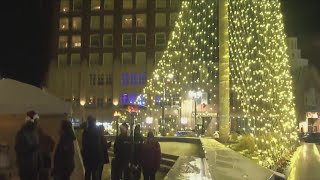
[97,125,111,180]
[15,110,41,180]
[131,124,144,180]
[82,116,103,180]
[112,123,131,180]
[52,120,76,180]
[140,131,161,180]
[38,128,55,180]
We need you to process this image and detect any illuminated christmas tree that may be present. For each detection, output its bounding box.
[228,0,298,169]
[139,0,298,170]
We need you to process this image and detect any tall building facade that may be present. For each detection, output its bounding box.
[46,0,181,124]
[287,37,320,132]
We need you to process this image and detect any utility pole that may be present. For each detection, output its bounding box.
[218,0,230,142]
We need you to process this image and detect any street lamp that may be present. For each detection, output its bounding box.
[113,111,121,136]
[189,91,202,132]
[154,73,174,136]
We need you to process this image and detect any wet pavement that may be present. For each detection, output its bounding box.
[287,143,320,180]
[201,138,274,180]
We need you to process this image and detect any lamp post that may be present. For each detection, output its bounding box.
[155,73,174,136]
[113,111,121,136]
[189,91,202,133]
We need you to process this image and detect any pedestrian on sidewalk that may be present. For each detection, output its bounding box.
[52,120,76,180]
[0,141,11,180]
[140,131,161,180]
[38,128,55,180]
[15,110,41,180]
[130,124,144,180]
[112,123,131,180]
[82,116,103,180]
[97,125,111,180]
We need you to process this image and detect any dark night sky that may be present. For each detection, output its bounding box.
[0,0,320,87]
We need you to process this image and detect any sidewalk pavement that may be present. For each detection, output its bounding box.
[201,138,274,180]
[287,143,320,180]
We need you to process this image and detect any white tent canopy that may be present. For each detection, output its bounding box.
[0,78,71,114]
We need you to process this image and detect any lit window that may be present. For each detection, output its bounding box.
[121,93,129,103]
[58,54,68,67]
[136,52,146,64]
[58,36,68,48]
[88,97,96,105]
[90,34,100,48]
[103,53,113,65]
[156,0,166,8]
[89,74,97,86]
[71,54,81,66]
[170,13,178,26]
[123,0,133,9]
[59,18,69,30]
[91,0,100,10]
[155,33,166,46]
[121,74,129,85]
[136,0,146,9]
[60,0,69,12]
[129,94,137,104]
[170,0,180,8]
[104,0,114,10]
[104,15,113,29]
[105,73,113,84]
[138,73,146,85]
[122,34,132,47]
[89,53,100,66]
[155,51,163,63]
[136,33,146,47]
[122,52,132,64]
[156,13,166,27]
[103,34,113,47]
[136,14,146,28]
[73,0,82,11]
[72,17,81,30]
[90,16,100,30]
[122,15,132,28]
[97,74,104,85]
[130,73,137,85]
[72,35,81,48]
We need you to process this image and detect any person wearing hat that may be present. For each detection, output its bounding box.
[15,110,41,180]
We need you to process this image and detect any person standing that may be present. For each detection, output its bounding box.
[140,132,161,180]
[131,124,144,180]
[38,128,55,180]
[112,123,131,180]
[0,141,11,180]
[97,125,111,180]
[15,110,41,180]
[82,116,103,180]
[52,120,76,180]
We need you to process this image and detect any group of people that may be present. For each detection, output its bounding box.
[5,110,161,180]
[81,116,161,180]
[14,110,76,180]
[113,122,162,180]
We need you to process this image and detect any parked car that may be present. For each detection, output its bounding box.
[175,130,196,137]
